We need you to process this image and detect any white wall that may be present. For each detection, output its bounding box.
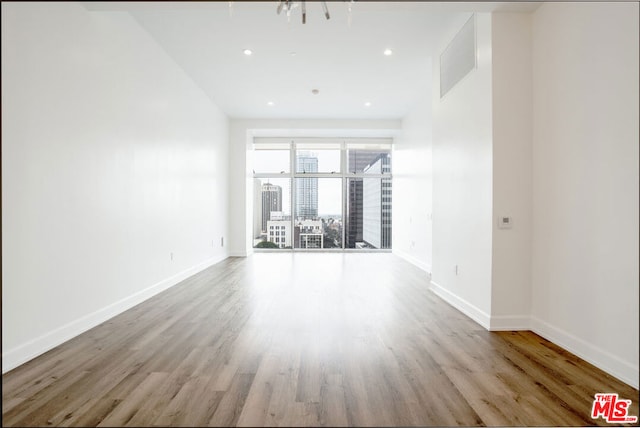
[431,13,494,328]
[489,13,532,329]
[228,119,401,256]
[1,2,229,372]
[531,2,639,388]
[393,82,433,274]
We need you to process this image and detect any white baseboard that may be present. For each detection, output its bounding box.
[530,316,639,389]
[489,315,530,331]
[393,249,431,275]
[425,287,638,388]
[429,280,491,329]
[228,251,248,257]
[2,254,228,374]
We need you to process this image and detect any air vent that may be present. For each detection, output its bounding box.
[440,14,477,98]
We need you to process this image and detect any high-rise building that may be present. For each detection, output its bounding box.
[261,183,282,232]
[295,153,318,219]
[346,179,363,248]
[347,150,383,175]
[346,150,390,248]
[363,154,392,249]
[253,179,263,238]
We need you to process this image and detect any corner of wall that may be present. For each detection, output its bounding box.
[429,281,491,330]
[488,315,530,331]
[393,249,431,276]
[489,10,533,324]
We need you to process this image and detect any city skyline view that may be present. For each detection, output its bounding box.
[252,143,392,250]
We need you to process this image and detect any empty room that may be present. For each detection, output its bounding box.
[2,1,638,427]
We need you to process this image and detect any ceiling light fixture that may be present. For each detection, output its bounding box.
[243,49,253,56]
[267,101,275,106]
[276,1,355,25]
[364,102,371,107]
[384,49,393,56]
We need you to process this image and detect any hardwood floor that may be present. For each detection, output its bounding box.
[3,253,638,427]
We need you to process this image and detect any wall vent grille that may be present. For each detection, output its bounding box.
[440,14,477,98]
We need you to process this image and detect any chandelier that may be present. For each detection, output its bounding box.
[277,1,330,24]
[229,1,355,26]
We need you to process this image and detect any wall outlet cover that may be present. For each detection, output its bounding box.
[498,216,513,229]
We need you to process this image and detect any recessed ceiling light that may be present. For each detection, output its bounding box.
[383,48,393,56]
[364,102,372,107]
[243,49,253,56]
[267,101,275,106]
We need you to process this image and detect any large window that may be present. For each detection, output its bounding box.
[252,139,392,250]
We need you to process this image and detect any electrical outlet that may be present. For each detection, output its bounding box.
[455,265,458,275]
[221,237,224,247]
[498,216,513,229]
[170,252,174,261]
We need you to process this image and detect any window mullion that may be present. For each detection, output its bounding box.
[341,140,346,249]
[290,140,295,249]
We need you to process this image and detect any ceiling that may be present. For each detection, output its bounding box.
[83,1,540,120]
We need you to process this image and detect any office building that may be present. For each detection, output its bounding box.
[266,218,291,248]
[363,154,392,249]
[295,153,318,219]
[261,183,282,232]
[294,219,324,249]
[253,179,263,239]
